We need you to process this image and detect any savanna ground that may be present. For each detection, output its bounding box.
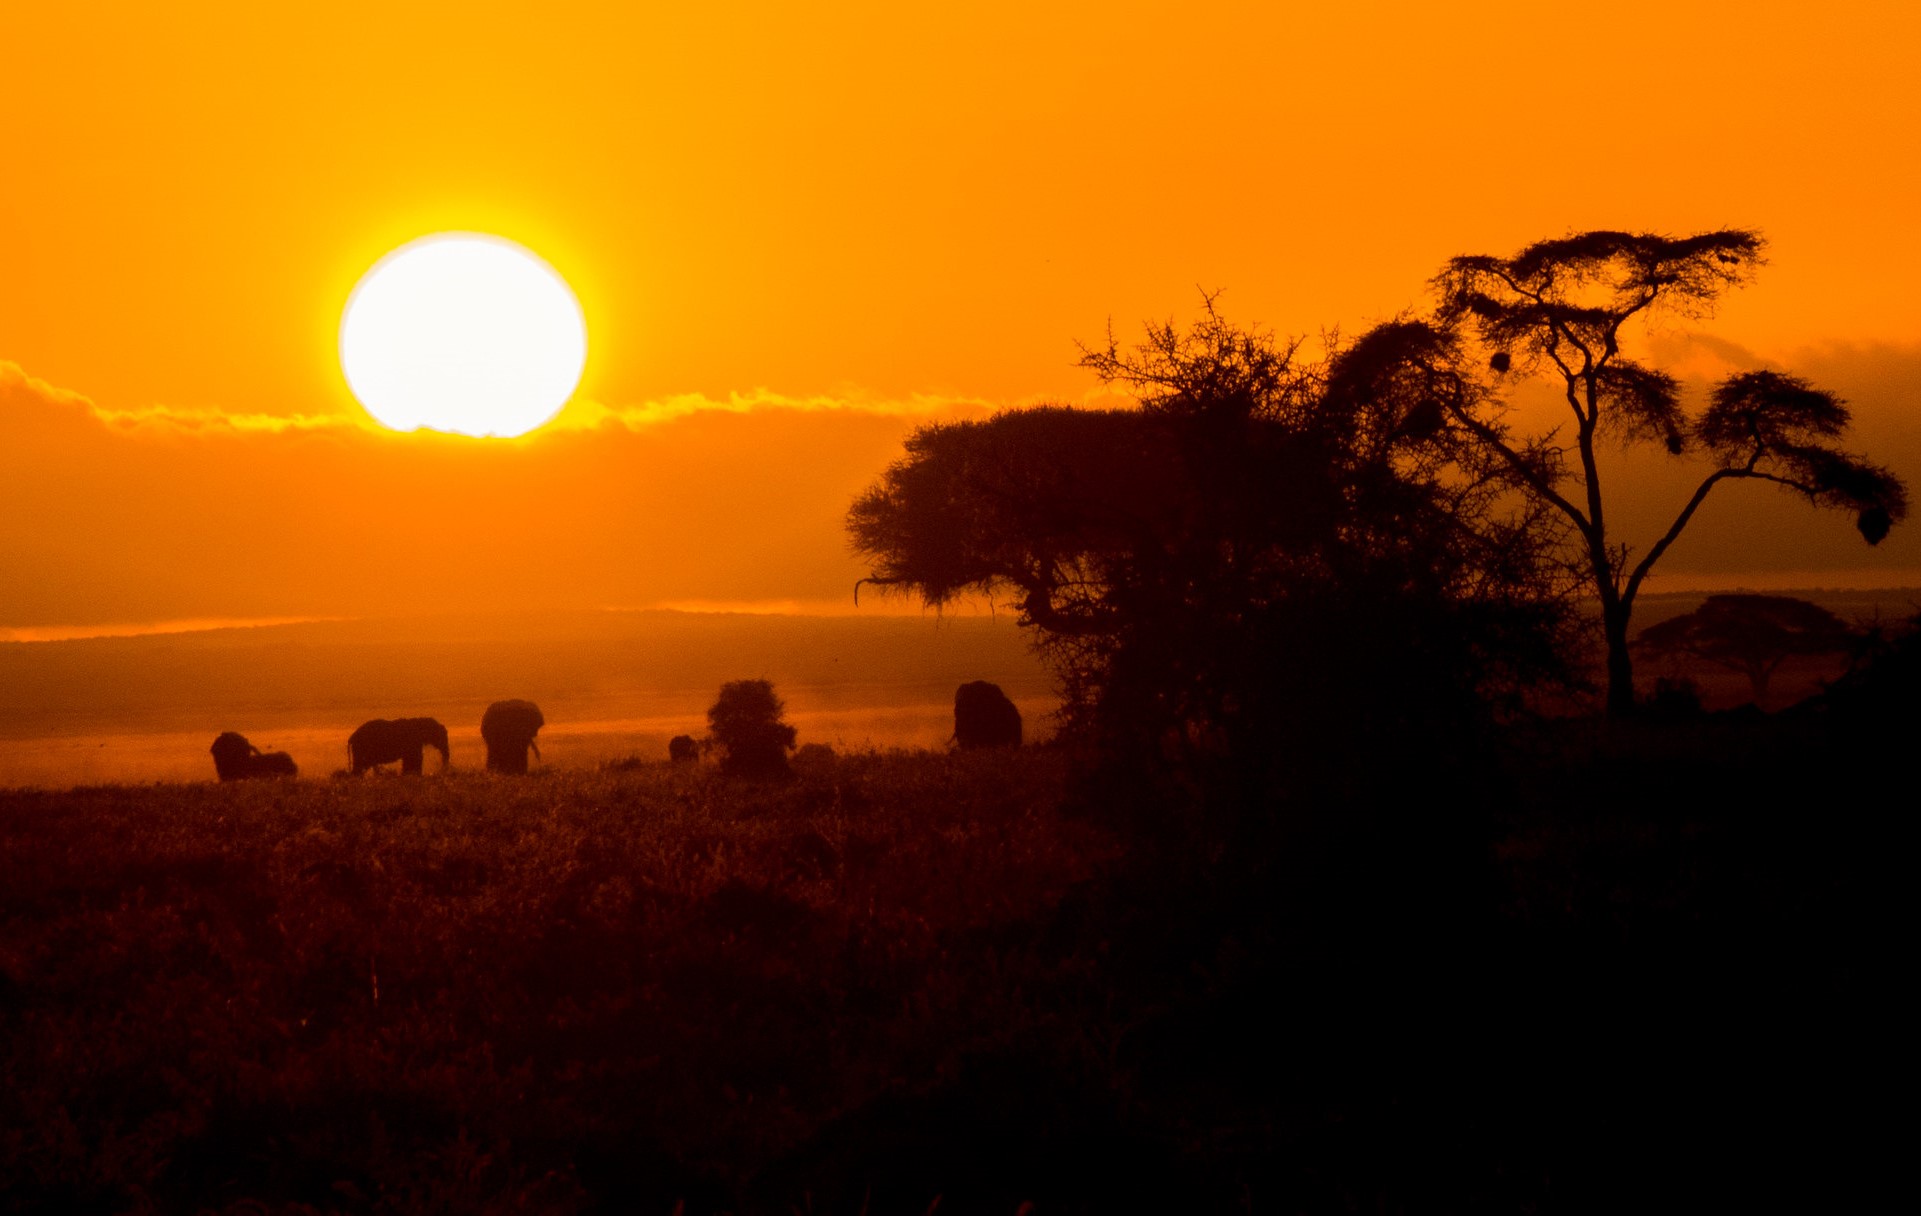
[0,717,1901,1214]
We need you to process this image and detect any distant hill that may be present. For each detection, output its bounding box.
[1629,586,1921,631]
[1587,587,1921,712]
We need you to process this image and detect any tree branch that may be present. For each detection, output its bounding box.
[1441,401,1597,545]
[1620,458,1824,607]
[853,576,901,606]
[1016,581,1118,637]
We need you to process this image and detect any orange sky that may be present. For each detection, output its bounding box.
[5,2,1921,629]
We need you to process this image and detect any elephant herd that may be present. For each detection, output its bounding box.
[209,681,1024,782]
[209,699,544,783]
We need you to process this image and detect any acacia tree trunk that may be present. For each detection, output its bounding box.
[1573,391,1643,720]
[1602,598,1637,718]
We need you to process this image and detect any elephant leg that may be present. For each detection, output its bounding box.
[486,739,529,774]
[402,748,422,775]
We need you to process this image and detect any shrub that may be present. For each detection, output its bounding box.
[707,679,798,778]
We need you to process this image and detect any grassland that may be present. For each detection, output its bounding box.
[0,721,1899,1214]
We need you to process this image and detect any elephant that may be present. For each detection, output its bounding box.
[953,681,1022,749]
[209,732,297,781]
[668,734,700,764]
[347,717,450,775]
[481,699,545,774]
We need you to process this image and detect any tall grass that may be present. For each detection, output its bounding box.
[0,751,1142,1213]
[0,715,1896,1213]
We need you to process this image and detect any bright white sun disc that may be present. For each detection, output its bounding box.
[340,233,586,437]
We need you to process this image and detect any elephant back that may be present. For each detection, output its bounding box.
[481,699,545,739]
[954,681,1022,749]
[348,719,392,748]
[212,731,296,781]
[210,732,255,780]
[349,718,446,773]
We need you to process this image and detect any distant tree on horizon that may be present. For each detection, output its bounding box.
[1348,228,1908,716]
[1635,593,1858,706]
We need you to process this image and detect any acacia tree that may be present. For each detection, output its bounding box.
[1368,229,1911,716]
[1634,594,1857,705]
[848,305,1569,784]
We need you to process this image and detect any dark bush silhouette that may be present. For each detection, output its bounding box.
[1636,594,1857,705]
[954,681,1022,749]
[480,699,544,774]
[347,718,450,775]
[208,732,297,781]
[706,680,797,778]
[1384,228,1911,715]
[794,742,837,768]
[1638,675,1706,720]
[668,734,701,764]
[1808,610,1921,730]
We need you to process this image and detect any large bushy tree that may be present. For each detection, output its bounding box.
[1374,229,1911,715]
[848,305,1569,793]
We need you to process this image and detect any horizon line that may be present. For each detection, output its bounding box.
[7,577,1920,645]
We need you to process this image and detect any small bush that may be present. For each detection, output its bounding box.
[708,679,798,778]
[1640,675,1705,720]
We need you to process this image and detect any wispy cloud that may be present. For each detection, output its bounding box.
[4,362,1006,436]
[3,362,362,436]
[640,594,1011,618]
[0,361,91,416]
[88,404,357,435]
[560,388,999,431]
[0,615,345,645]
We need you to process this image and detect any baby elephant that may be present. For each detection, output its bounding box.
[210,732,298,781]
[668,734,700,764]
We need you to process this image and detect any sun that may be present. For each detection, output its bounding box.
[340,233,586,438]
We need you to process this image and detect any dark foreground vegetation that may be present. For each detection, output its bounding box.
[0,708,1904,1214]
